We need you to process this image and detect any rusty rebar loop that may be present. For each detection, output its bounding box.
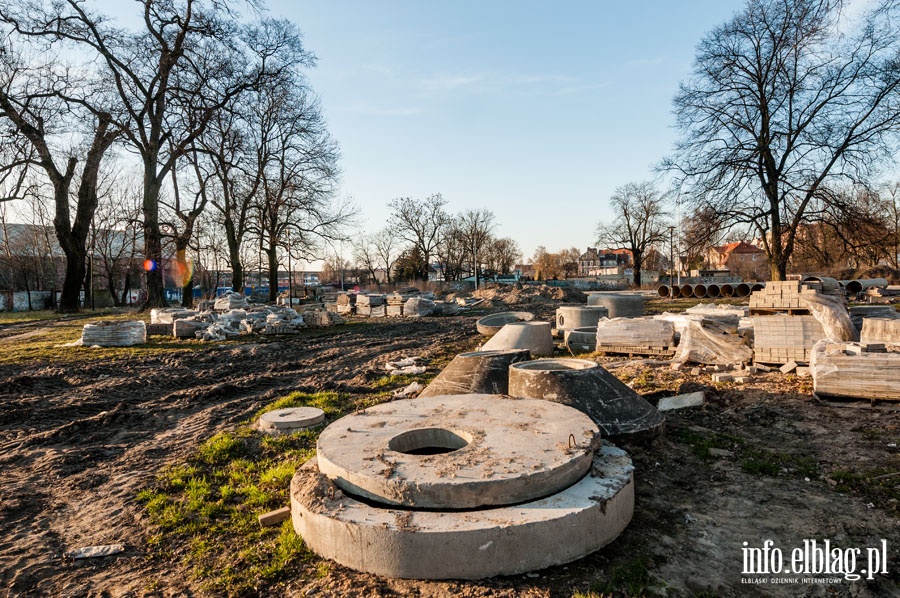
[568,433,576,449]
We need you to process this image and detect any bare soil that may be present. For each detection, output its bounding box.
[1,309,898,597]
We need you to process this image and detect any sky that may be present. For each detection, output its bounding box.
[87,0,748,264]
[265,0,747,262]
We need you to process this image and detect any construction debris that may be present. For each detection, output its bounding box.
[214,291,249,311]
[81,321,146,347]
[656,391,705,412]
[65,544,125,559]
[403,297,434,317]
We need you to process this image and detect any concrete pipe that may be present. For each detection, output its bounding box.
[844,278,889,294]
[705,283,721,298]
[418,349,530,398]
[720,283,735,297]
[736,282,752,297]
[657,285,670,298]
[801,276,840,292]
[678,284,694,298]
[670,284,682,298]
[556,305,609,336]
[586,293,645,318]
[480,321,554,356]
[564,326,598,354]
[750,283,765,293]
[508,358,665,441]
[475,311,535,336]
[692,284,708,299]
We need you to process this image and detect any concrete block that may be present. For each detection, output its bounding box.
[656,391,705,412]
[780,361,798,374]
[712,373,733,383]
[259,506,291,527]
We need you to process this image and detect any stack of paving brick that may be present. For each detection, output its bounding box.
[752,314,825,364]
[860,318,900,345]
[356,293,386,317]
[595,317,676,356]
[301,308,345,327]
[810,341,899,401]
[386,292,411,317]
[749,279,840,311]
[82,321,147,347]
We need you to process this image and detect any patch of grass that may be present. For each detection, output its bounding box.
[584,556,657,597]
[740,448,819,478]
[136,398,330,596]
[673,429,745,461]
[826,462,900,515]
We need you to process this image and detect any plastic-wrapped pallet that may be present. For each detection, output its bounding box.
[150,308,197,324]
[751,315,825,364]
[860,318,900,345]
[403,297,434,317]
[356,294,385,307]
[433,301,459,316]
[810,340,900,401]
[82,321,146,347]
[214,292,249,311]
[671,319,753,367]
[174,318,210,339]
[595,317,675,352]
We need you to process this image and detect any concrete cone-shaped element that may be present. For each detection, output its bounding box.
[291,444,634,580]
[586,293,645,318]
[475,311,535,336]
[556,305,609,336]
[315,394,600,509]
[480,321,554,356]
[419,349,530,398]
[508,358,665,440]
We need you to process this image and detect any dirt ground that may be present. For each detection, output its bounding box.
[0,304,898,597]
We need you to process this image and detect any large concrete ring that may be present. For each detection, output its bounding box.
[315,394,600,509]
[291,444,634,580]
[475,311,535,336]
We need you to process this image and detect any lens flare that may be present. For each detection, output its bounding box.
[143,259,157,272]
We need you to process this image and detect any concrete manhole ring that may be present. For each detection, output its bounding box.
[259,407,325,434]
[315,393,600,509]
[475,311,535,336]
[291,444,634,579]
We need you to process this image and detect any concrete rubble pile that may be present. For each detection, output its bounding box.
[81,320,147,347]
[810,339,900,401]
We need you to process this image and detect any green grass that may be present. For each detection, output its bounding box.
[826,460,900,515]
[740,448,819,478]
[136,390,359,595]
[577,557,657,597]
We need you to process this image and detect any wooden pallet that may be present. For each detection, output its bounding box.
[596,344,675,358]
[749,308,811,316]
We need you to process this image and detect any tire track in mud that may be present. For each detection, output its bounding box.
[0,316,476,596]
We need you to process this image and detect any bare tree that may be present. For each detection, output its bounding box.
[456,209,495,288]
[667,0,900,280]
[0,36,119,312]
[483,237,521,276]
[92,177,143,306]
[388,194,449,282]
[434,218,467,282]
[596,181,669,287]
[679,207,726,272]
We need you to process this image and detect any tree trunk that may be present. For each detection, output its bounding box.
[632,250,643,288]
[58,246,86,313]
[142,174,167,309]
[267,246,279,303]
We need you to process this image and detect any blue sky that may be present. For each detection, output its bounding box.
[268,1,746,262]
[91,1,747,263]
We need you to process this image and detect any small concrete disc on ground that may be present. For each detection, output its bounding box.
[291,444,634,580]
[475,311,535,336]
[315,393,600,508]
[258,407,325,434]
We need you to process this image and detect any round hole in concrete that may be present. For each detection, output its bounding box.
[558,314,565,327]
[513,359,597,371]
[388,428,471,456]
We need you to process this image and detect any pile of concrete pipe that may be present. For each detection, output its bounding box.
[840,278,889,294]
[657,282,764,299]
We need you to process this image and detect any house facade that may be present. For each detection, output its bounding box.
[706,241,767,280]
